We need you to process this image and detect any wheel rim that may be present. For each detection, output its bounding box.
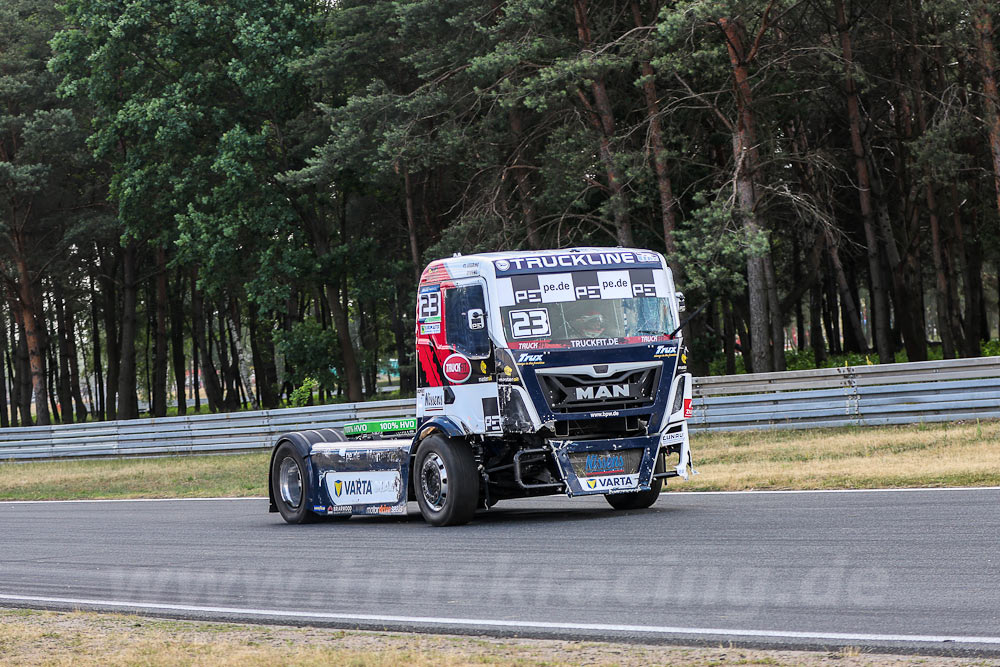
[420,452,449,511]
[278,457,303,509]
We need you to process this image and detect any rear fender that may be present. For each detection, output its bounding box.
[267,428,346,512]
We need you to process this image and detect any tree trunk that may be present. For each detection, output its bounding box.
[720,16,773,373]
[12,257,49,425]
[248,306,279,409]
[88,268,104,421]
[117,240,139,419]
[630,0,680,266]
[809,279,826,365]
[823,229,868,352]
[66,305,88,423]
[152,246,169,416]
[325,284,363,402]
[508,108,543,249]
[169,269,187,416]
[14,314,31,424]
[573,0,633,246]
[190,271,224,411]
[0,315,8,428]
[972,1,1000,217]
[835,0,893,363]
[403,170,422,283]
[54,287,74,423]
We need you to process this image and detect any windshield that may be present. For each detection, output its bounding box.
[496,268,677,350]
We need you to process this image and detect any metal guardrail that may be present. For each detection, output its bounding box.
[690,357,1000,431]
[1,357,998,460]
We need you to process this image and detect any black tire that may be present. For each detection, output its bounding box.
[270,442,319,524]
[604,477,663,510]
[413,434,479,526]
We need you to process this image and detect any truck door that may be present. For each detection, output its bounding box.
[420,279,499,435]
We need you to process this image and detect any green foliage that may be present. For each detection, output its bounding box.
[274,320,339,392]
[288,377,319,408]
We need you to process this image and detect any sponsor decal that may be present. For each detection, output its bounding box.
[580,474,640,493]
[482,397,501,432]
[683,398,693,419]
[326,471,401,506]
[443,353,472,384]
[589,410,620,418]
[509,308,551,338]
[584,453,625,475]
[343,418,417,436]
[312,505,326,512]
[569,338,620,348]
[418,289,441,321]
[332,505,353,514]
[420,322,440,335]
[493,251,658,273]
[660,430,685,445]
[417,387,444,410]
[574,384,630,401]
[516,352,544,364]
[480,360,489,374]
[365,504,406,515]
[654,344,678,357]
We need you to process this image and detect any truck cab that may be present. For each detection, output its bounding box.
[269,247,694,526]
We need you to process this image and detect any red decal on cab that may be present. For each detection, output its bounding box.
[443,353,472,384]
[683,398,693,419]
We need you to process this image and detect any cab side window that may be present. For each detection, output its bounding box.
[445,284,490,358]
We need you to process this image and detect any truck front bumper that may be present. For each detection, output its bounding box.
[549,421,693,497]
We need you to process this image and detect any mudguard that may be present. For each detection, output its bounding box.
[416,415,467,445]
[267,428,346,513]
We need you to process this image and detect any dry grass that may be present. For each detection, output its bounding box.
[680,420,1000,491]
[0,609,994,667]
[0,453,269,501]
[1,421,998,501]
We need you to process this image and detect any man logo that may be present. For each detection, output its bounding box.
[575,384,629,400]
[495,259,511,271]
[334,480,343,497]
[587,479,597,489]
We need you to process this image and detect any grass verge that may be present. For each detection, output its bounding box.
[0,421,998,501]
[0,608,993,667]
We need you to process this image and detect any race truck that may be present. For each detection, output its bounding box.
[268,247,695,526]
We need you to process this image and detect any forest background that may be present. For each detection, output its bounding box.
[2,0,1000,426]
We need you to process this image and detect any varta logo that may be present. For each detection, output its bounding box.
[575,384,629,400]
[333,479,374,497]
[586,479,597,489]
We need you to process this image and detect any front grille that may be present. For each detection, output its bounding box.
[538,366,660,413]
[569,449,644,477]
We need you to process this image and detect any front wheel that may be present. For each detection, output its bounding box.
[414,435,479,526]
[605,477,663,511]
[271,442,319,524]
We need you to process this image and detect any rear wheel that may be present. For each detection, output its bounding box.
[271,442,319,524]
[414,434,478,526]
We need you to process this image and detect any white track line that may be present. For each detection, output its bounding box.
[1,593,998,645]
[3,486,1000,505]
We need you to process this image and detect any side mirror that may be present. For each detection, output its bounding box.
[675,291,686,313]
[468,308,485,330]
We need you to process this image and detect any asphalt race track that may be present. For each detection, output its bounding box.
[2,488,999,656]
